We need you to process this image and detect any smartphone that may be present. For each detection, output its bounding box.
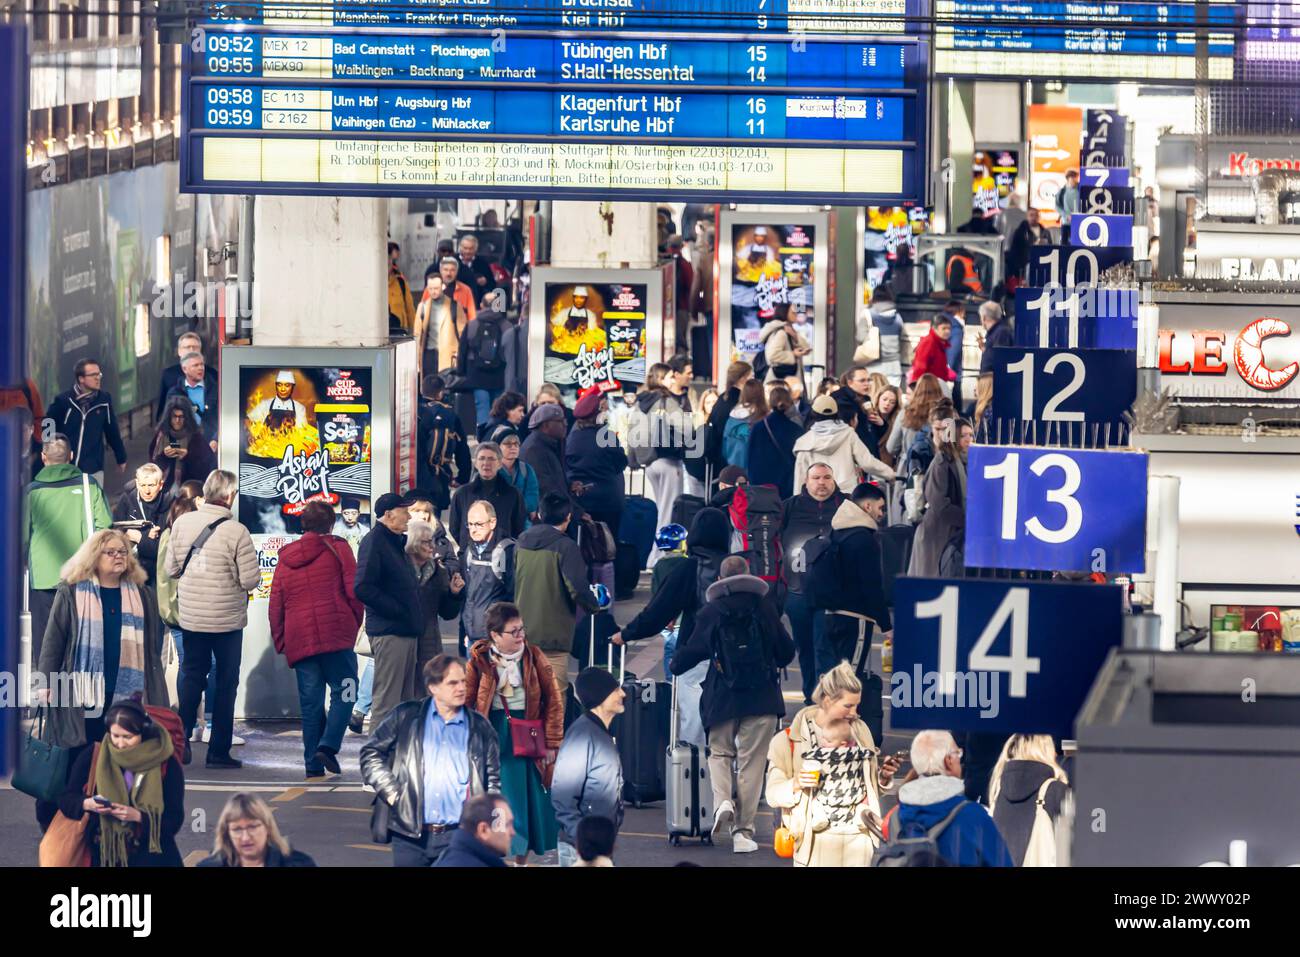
[92,795,112,807]
[168,441,181,449]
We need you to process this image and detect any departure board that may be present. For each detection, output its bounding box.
[934,0,1238,80]
[182,5,930,203]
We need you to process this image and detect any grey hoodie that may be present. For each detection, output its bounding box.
[793,419,894,493]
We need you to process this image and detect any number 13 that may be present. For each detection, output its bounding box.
[982,451,1083,543]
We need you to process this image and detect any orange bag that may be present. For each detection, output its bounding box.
[773,727,797,859]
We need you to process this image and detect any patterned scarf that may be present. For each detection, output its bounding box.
[490,644,525,695]
[72,579,148,710]
[93,731,173,867]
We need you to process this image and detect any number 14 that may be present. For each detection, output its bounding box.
[915,586,1040,698]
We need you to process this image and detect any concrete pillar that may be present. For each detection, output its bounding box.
[250,195,389,346]
[549,201,658,269]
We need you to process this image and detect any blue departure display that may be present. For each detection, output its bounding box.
[196,33,916,89]
[199,0,922,34]
[191,83,911,142]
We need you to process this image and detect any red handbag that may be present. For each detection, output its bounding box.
[499,687,547,759]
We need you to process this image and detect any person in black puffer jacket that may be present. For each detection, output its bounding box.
[521,403,573,508]
[566,390,627,540]
[987,734,1070,866]
[354,493,425,732]
[611,507,731,650]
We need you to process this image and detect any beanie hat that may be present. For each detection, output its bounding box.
[574,667,621,711]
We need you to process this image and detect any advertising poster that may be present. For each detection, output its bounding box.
[542,282,648,399]
[1028,104,1083,227]
[237,364,373,535]
[864,205,931,290]
[973,149,1020,218]
[729,223,816,362]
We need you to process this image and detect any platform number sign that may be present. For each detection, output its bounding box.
[891,578,1124,737]
[1068,213,1133,249]
[964,445,1147,573]
[991,348,1137,425]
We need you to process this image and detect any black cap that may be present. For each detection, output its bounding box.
[374,492,405,519]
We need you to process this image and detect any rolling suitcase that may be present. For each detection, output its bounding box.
[614,542,640,600]
[666,676,714,845]
[880,523,916,604]
[620,469,658,570]
[671,494,706,532]
[610,645,671,807]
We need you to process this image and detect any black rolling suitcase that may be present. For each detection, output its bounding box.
[614,542,640,600]
[609,644,671,808]
[880,523,916,604]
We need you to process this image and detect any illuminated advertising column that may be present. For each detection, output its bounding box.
[219,344,410,718]
[527,265,672,405]
[717,209,830,382]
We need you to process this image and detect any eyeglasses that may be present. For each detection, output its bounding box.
[102,548,130,558]
[229,822,266,838]
[80,371,103,379]
[502,625,526,637]
[467,520,492,528]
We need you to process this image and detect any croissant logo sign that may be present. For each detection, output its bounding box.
[1159,318,1300,392]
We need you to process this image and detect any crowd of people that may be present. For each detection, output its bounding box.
[19,270,1071,870]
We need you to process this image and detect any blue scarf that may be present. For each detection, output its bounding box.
[72,579,148,709]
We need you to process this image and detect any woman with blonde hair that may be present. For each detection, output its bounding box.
[987,734,1069,866]
[36,529,168,752]
[198,792,316,867]
[974,372,994,438]
[765,662,902,867]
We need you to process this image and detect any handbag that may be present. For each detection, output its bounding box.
[354,616,372,658]
[854,325,881,364]
[772,727,797,859]
[38,742,99,867]
[499,687,547,759]
[12,706,72,803]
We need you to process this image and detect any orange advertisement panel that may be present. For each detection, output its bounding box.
[1028,104,1083,228]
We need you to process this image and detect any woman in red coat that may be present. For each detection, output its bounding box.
[270,500,364,778]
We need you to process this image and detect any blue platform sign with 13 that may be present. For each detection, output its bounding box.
[964,445,1148,574]
[891,577,1124,737]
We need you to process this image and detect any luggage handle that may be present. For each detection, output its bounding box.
[669,675,678,746]
[607,641,625,683]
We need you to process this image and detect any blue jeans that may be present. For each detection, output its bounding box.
[783,592,822,704]
[294,649,358,773]
[172,627,216,719]
[356,657,374,715]
[662,628,678,678]
[473,388,501,427]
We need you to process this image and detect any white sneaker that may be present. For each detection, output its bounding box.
[711,800,735,841]
[733,833,758,854]
[190,725,204,743]
[200,728,245,746]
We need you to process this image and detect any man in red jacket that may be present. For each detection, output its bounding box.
[270,500,364,778]
[909,314,958,385]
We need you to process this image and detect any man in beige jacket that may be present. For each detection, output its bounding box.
[165,469,260,768]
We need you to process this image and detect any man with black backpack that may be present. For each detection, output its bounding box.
[875,730,1013,867]
[805,482,893,746]
[417,374,471,513]
[456,306,510,430]
[670,555,794,854]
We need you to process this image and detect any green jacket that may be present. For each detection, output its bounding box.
[513,523,601,654]
[24,463,112,590]
[154,527,180,627]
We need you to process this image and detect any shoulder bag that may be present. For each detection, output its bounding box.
[12,706,72,802]
[178,516,230,578]
[38,742,99,867]
[499,682,547,759]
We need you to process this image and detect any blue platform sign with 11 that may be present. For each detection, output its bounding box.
[891,578,1124,737]
[964,445,1148,574]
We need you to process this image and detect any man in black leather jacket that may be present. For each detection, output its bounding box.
[360,655,501,866]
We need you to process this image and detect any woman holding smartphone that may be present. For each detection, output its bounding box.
[150,397,216,498]
[57,695,184,867]
[765,663,901,867]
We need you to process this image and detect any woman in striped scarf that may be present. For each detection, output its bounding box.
[36,529,169,753]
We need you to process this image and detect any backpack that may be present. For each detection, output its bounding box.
[144,705,187,771]
[712,605,771,691]
[470,318,504,372]
[727,484,783,585]
[871,800,967,867]
[751,345,770,381]
[722,415,752,470]
[426,405,462,474]
[800,533,841,610]
[695,552,724,609]
[1020,779,1058,867]
[625,402,657,469]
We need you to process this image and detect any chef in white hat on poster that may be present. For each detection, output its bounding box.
[250,369,310,432]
